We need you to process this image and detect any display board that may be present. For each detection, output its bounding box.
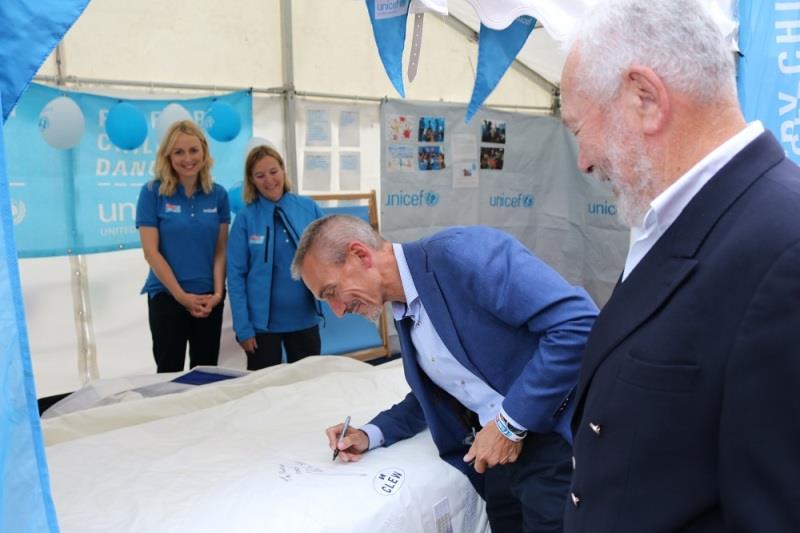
[3,83,252,257]
[380,100,628,306]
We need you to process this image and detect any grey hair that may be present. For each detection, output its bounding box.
[565,0,737,104]
[290,215,386,280]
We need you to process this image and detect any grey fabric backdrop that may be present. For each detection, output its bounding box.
[380,100,628,307]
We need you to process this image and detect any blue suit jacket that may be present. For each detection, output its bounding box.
[369,226,598,494]
[565,131,800,532]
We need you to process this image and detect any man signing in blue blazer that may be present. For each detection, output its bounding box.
[291,215,598,532]
[560,0,800,531]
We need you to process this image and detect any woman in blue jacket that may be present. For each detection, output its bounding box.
[227,145,324,370]
[136,120,230,373]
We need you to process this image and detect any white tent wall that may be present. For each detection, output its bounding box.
[42,0,285,89]
[253,95,286,159]
[21,0,558,398]
[21,252,153,397]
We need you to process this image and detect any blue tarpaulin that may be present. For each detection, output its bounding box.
[1,0,92,530]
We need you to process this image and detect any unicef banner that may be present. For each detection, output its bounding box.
[738,1,800,164]
[380,100,628,306]
[3,83,252,257]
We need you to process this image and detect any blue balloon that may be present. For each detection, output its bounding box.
[228,182,245,215]
[204,101,241,142]
[106,102,148,150]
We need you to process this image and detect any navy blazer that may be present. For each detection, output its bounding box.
[565,131,800,532]
[369,226,598,494]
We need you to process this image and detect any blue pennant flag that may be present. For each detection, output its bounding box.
[466,15,537,122]
[0,0,91,121]
[365,0,411,97]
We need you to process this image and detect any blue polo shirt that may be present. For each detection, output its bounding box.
[136,181,231,298]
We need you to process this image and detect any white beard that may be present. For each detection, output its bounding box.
[362,305,383,323]
[601,116,659,228]
[347,299,383,323]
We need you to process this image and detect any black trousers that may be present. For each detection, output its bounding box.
[246,325,320,370]
[484,431,573,533]
[147,292,224,373]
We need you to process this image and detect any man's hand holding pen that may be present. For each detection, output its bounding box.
[326,420,369,462]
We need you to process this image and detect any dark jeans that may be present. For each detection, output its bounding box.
[484,431,573,533]
[147,291,224,373]
[247,325,320,370]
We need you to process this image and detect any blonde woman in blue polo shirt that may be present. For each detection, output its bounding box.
[136,120,230,373]
[227,145,324,370]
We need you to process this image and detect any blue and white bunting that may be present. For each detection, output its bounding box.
[365,0,412,97]
[466,15,536,122]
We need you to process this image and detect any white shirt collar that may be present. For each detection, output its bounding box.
[635,121,764,234]
[622,121,764,281]
[391,243,420,323]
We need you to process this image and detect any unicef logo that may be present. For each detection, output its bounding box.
[11,199,26,225]
[385,190,440,208]
[489,193,535,208]
[38,116,50,132]
[424,191,439,206]
[587,200,617,216]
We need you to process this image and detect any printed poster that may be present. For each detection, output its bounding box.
[386,114,415,143]
[339,110,360,147]
[339,152,361,190]
[306,109,331,146]
[303,152,331,190]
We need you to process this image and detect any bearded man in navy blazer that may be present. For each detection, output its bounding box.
[292,215,598,532]
[560,0,800,531]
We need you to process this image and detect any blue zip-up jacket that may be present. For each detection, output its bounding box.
[227,192,324,341]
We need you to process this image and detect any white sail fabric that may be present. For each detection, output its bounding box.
[416,0,737,45]
[45,357,489,533]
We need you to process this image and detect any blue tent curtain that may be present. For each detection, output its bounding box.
[737,0,800,164]
[1,0,91,530]
[0,91,60,532]
[0,1,91,120]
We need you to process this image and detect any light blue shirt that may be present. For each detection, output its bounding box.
[362,244,525,449]
[622,121,765,281]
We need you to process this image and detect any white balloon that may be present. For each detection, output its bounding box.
[38,96,85,149]
[245,136,277,157]
[155,103,192,142]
